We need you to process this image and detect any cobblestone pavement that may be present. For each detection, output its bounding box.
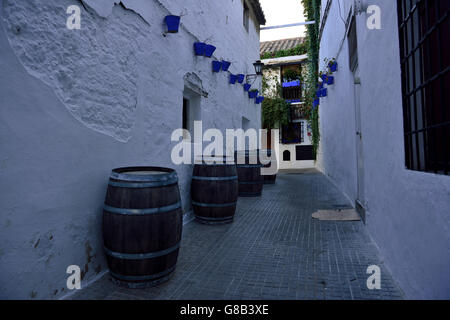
[71,170,403,300]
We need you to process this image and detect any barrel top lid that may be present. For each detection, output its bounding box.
[110,166,177,182]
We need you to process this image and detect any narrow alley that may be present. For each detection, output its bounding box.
[71,170,403,300]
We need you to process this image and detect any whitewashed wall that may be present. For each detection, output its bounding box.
[317,0,450,299]
[0,0,262,299]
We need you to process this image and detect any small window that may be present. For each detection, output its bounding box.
[283,150,291,161]
[243,2,250,32]
[348,16,358,72]
[182,88,201,141]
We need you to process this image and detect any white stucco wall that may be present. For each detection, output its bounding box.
[317,0,450,299]
[0,0,262,299]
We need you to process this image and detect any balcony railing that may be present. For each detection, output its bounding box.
[282,85,302,103]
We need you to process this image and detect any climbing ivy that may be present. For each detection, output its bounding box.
[261,73,290,130]
[301,0,321,159]
[260,42,308,60]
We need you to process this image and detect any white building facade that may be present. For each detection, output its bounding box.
[317,0,449,298]
[0,0,265,299]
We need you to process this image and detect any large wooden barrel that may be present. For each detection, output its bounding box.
[191,156,238,224]
[235,150,264,197]
[261,149,277,184]
[102,167,182,288]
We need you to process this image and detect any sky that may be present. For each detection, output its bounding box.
[259,0,306,42]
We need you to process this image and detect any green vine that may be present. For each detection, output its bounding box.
[261,73,290,130]
[301,0,321,159]
[260,42,308,60]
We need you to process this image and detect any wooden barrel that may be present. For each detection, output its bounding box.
[261,149,277,184]
[235,150,264,197]
[102,167,182,288]
[191,156,238,224]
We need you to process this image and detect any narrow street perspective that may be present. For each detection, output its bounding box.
[71,170,403,300]
[0,0,449,305]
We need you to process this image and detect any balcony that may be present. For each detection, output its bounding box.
[282,81,302,103]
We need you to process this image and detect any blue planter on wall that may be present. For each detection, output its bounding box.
[320,74,327,82]
[249,90,258,99]
[313,98,320,107]
[204,44,216,57]
[329,61,338,72]
[237,74,245,83]
[164,15,181,33]
[229,74,238,84]
[212,61,222,72]
[317,82,324,89]
[243,84,251,92]
[326,76,334,85]
[221,61,231,71]
[194,42,206,55]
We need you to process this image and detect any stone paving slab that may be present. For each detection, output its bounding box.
[71,171,403,300]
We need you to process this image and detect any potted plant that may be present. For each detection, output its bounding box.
[164,15,181,33]
[319,71,328,82]
[194,42,205,56]
[229,74,238,84]
[249,89,258,99]
[327,58,338,72]
[313,98,320,107]
[243,84,251,92]
[212,61,222,72]
[221,60,231,71]
[204,44,216,57]
[317,81,324,89]
[326,75,334,85]
[237,74,245,83]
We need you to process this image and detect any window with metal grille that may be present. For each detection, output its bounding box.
[397,0,449,174]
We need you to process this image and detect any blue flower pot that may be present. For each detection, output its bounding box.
[313,98,320,107]
[164,15,180,33]
[204,44,216,57]
[243,84,251,92]
[221,60,231,71]
[237,74,245,83]
[321,88,328,97]
[255,96,265,104]
[212,60,222,72]
[329,61,338,72]
[320,74,328,81]
[194,42,205,56]
[318,82,324,89]
[229,74,238,84]
[326,76,334,85]
[248,90,258,99]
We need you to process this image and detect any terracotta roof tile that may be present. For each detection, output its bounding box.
[260,37,305,55]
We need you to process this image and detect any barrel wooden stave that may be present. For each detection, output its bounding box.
[234,150,264,197]
[191,161,238,224]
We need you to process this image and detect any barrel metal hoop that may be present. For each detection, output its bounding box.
[192,201,237,208]
[108,176,178,188]
[192,175,238,181]
[110,171,178,182]
[110,265,176,281]
[103,202,181,215]
[195,215,234,221]
[238,181,263,185]
[104,242,180,260]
